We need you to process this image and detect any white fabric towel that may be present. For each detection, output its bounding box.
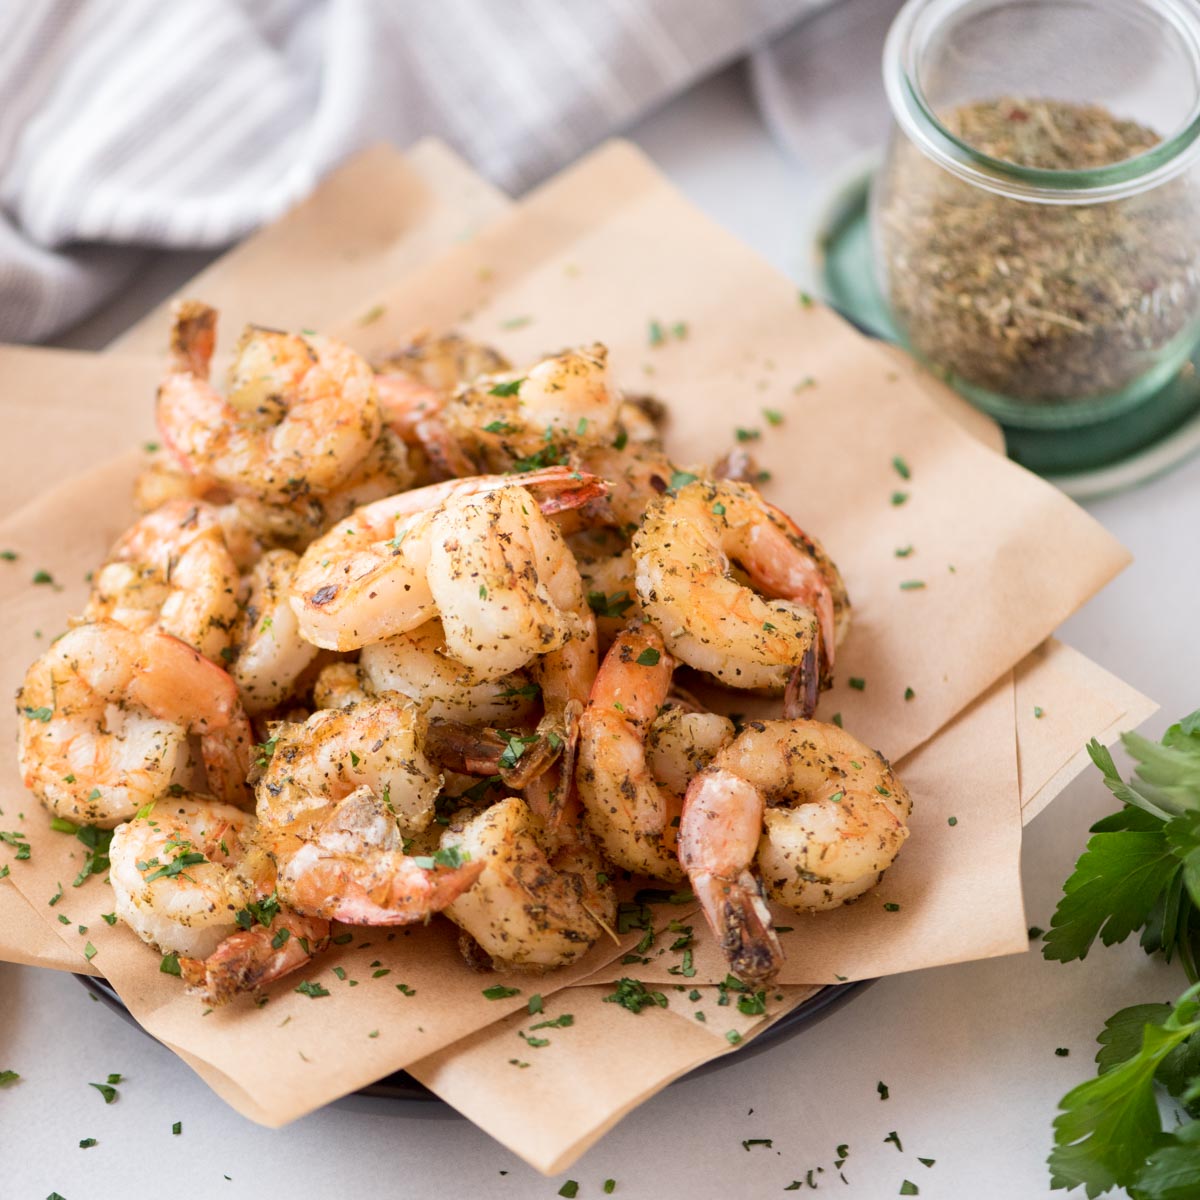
[0,0,822,343]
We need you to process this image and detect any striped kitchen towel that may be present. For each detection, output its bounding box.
[0,0,823,343]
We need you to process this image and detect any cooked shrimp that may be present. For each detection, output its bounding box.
[374,332,510,479]
[568,528,640,647]
[289,466,606,651]
[156,300,381,502]
[228,427,415,552]
[440,793,616,971]
[17,622,253,826]
[109,795,329,1004]
[679,719,912,987]
[577,623,733,880]
[312,661,370,710]
[633,479,848,703]
[360,619,539,724]
[425,484,596,678]
[230,549,319,714]
[256,699,483,923]
[442,344,622,474]
[83,500,239,662]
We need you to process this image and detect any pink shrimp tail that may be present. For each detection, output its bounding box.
[179,913,331,1006]
[692,870,785,989]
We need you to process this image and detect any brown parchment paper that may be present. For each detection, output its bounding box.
[334,140,1129,767]
[0,139,1151,1147]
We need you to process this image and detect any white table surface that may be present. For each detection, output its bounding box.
[3,64,1191,1200]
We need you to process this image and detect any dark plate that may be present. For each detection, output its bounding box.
[76,973,872,1109]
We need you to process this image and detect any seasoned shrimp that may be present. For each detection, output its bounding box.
[568,528,640,647]
[440,793,616,971]
[289,466,606,651]
[228,427,415,551]
[230,549,319,714]
[679,719,912,987]
[83,499,239,662]
[374,332,510,479]
[109,795,329,1003]
[425,484,596,678]
[633,479,849,703]
[17,622,253,826]
[156,300,381,502]
[441,345,622,474]
[360,619,539,724]
[577,623,734,880]
[256,699,483,923]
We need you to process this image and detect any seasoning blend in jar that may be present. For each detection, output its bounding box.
[872,0,1200,427]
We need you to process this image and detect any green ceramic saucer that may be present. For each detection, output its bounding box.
[812,158,1200,499]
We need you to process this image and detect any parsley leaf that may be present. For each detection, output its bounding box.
[1049,985,1200,1194]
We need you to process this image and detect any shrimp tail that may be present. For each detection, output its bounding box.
[178,913,331,1006]
[692,870,785,990]
[424,719,564,789]
[783,642,820,720]
[169,299,217,379]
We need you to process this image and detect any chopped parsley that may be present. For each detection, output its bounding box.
[482,985,521,1000]
[488,378,525,397]
[899,580,926,591]
[587,590,635,620]
[0,1070,19,1086]
[891,491,909,506]
[667,470,698,492]
[848,677,866,691]
[900,1183,919,1196]
[254,736,279,767]
[878,1080,890,1099]
[173,1121,182,1135]
[635,648,661,667]
[412,845,468,870]
[295,980,330,998]
[235,893,281,930]
[763,408,784,425]
[79,1137,97,1149]
[89,1074,121,1104]
[742,1139,773,1151]
[904,687,915,701]
[22,705,52,723]
[647,320,666,347]
[1034,705,1045,718]
[558,1182,579,1199]
[32,569,55,585]
[528,1014,574,1031]
[603,978,667,1015]
[160,954,181,976]
[892,455,912,480]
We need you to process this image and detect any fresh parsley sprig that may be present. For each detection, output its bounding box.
[1045,711,1200,1196]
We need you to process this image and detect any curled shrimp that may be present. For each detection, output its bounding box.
[679,718,912,987]
[109,795,328,1003]
[230,549,319,714]
[374,332,510,479]
[439,344,623,474]
[82,499,239,662]
[439,791,617,971]
[289,466,607,652]
[633,478,849,705]
[17,622,252,826]
[156,300,381,502]
[256,699,483,924]
[577,623,734,881]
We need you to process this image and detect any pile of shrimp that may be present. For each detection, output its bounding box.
[14,301,911,1005]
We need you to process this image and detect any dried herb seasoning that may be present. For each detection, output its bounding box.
[876,97,1200,406]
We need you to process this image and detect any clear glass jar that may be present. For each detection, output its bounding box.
[871,0,1200,428]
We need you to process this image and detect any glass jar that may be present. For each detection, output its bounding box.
[871,0,1200,428]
